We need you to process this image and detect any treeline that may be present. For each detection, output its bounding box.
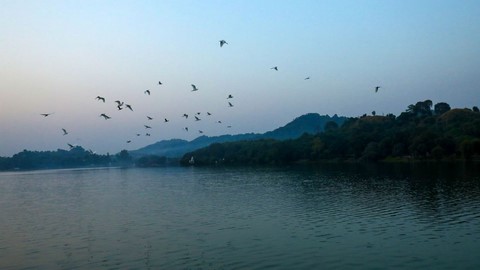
[180,100,480,165]
[0,147,135,171]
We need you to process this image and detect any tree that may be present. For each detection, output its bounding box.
[324,121,339,132]
[473,106,479,112]
[434,102,451,115]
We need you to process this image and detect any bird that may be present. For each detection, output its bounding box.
[220,40,228,47]
[375,86,381,93]
[184,127,189,132]
[146,133,151,136]
[191,84,198,91]
[40,113,54,117]
[100,113,111,120]
[117,105,123,111]
[144,90,150,95]
[62,128,68,135]
[125,104,133,111]
[95,96,106,102]
[147,116,153,120]
[182,113,189,119]
[158,81,162,85]
[164,118,169,123]
[136,134,141,136]
[228,102,234,107]
[196,112,201,115]
[144,125,152,129]
[217,120,222,124]
[115,100,124,106]
[195,116,201,121]
[199,130,204,134]
[271,66,278,71]
[227,125,232,128]
[67,143,74,149]
[227,94,233,99]
[304,77,310,80]
[207,112,211,116]
[126,140,131,143]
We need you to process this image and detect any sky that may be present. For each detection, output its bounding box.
[1,0,479,157]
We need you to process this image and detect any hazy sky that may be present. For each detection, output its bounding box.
[1,0,479,156]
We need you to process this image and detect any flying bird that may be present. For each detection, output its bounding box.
[195,116,201,121]
[115,100,124,106]
[191,84,198,91]
[40,113,54,117]
[158,81,162,85]
[164,118,169,123]
[183,113,189,119]
[144,90,151,95]
[95,96,106,102]
[199,130,204,134]
[117,105,123,111]
[136,134,141,136]
[217,120,222,124]
[147,116,153,120]
[375,86,381,93]
[126,140,131,143]
[196,112,201,115]
[146,133,151,136]
[228,102,234,107]
[227,125,232,128]
[207,112,211,116]
[184,127,189,132]
[144,125,152,129]
[67,143,74,149]
[125,104,133,111]
[271,66,278,71]
[227,94,233,99]
[220,40,228,47]
[304,77,310,80]
[62,128,68,135]
[100,113,111,120]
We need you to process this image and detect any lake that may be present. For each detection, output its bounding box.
[1,163,480,269]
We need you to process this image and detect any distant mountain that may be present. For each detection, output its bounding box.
[129,113,347,158]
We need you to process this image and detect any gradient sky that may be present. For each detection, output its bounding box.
[1,0,479,156]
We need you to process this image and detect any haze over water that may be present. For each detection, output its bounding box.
[1,163,479,269]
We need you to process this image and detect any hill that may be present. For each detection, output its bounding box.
[130,113,346,158]
[180,101,480,165]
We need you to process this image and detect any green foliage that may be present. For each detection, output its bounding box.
[181,100,480,165]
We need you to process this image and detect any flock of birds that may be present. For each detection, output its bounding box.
[39,39,383,151]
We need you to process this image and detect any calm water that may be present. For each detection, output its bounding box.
[1,163,480,269]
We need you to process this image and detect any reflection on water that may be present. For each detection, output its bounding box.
[0,163,479,269]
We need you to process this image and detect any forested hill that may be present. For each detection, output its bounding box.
[180,101,480,165]
[130,113,346,158]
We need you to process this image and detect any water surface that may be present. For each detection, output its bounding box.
[1,163,479,269]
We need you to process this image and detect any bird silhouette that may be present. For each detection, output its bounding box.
[191,84,199,91]
[217,120,222,124]
[195,116,201,121]
[100,113,111,120]
[375,86,381,93]
[271,66,278,71]
[144,90,151,95]
[147,116,153,120]
[95,96,106,102]
[227,125,232,128]
[126,140,131,143]
[62,128,68,135]
[196,112,201,115]
[115,100,124,106]
[220,40,228,47]
[136,134,141,136]
[228,102,234,107]
[144,125,152,129]
[164,118,169,123]
[125,104,133,111]
[117,105,123,111]
[158,81,162,85]
[227,94,233,99]
[199,130,204,134]
[40,113,54,117]
[67,143,74,149]
[183,113,189,119]
[304,77,310,80]
[207,112,211,116]
[146,133,151,136]
[184,127,189,132]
